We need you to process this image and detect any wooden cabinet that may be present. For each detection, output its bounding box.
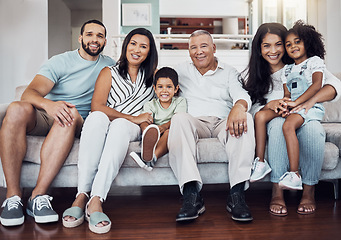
[160,17,219,34]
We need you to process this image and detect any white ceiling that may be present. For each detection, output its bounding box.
[62,0,102,11]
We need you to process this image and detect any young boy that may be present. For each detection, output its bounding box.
[130,67,187,171]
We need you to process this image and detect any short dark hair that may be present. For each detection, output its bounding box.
[154,67,179,87]
[80,19,107,37]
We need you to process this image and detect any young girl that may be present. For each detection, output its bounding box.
[130,67,187,171]
[250,20,326,191]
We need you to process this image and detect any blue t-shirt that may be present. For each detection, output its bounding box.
[38,50,115,118]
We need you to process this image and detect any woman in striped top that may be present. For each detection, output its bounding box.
[62,28,158,234]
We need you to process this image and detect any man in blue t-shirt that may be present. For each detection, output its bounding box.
[0,20,115,227]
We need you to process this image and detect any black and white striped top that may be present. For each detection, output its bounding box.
[106,65,154,116]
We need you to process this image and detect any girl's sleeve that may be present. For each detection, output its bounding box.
[309,56,325,74]
[174,97,187,113]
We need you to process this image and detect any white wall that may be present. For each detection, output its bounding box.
[48,0,71,58]
[159,0,248,17]
[308,0,341,73]
[102,0,121,58]
[71,10,102,50]
[0,0,48,103]
[324,0,341,73]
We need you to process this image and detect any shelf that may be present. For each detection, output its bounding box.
[160,25,214,30]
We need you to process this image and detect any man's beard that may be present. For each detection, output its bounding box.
[82,40,104,56]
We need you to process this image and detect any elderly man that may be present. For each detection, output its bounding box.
[169,30,255,222]
[0,19,114,226]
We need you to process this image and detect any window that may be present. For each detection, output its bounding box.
[262,0,307,29]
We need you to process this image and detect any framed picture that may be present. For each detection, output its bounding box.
[122,3,152,26]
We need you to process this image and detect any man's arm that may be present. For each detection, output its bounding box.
[21,74,75,127]
[226,99,248,138]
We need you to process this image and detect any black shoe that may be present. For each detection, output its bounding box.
[176,193,205,222]
[226,192,253,222]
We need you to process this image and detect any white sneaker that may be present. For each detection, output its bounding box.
[130,152,156,171]
[141,124,160,162]
[250,157,272,182]
[278,172,303,190]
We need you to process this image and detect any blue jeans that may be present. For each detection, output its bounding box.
[267,117,325,186]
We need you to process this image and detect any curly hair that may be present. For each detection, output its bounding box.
[288,20,325,59]
[242,23,293,105]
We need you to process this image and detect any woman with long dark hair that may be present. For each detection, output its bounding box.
[243,22,341,216]
[62,28,158,234]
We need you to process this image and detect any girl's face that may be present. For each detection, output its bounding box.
[126,34,150,67]
[261,33,285,72]
[153,77,179,107]
[285,33,307,65]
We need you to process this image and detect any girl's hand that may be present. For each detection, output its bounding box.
[266,98,290,114]
[290,98,316,114]
[131,112,153,125]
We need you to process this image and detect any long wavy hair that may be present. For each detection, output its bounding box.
[242,23,293,105]
[117,28,158,88]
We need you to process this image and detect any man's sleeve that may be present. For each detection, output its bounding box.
[37,55,64,84]
[228,68,252,111]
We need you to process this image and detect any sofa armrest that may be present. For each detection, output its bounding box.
[0,103,9,128]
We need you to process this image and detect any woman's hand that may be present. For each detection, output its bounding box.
[131,112,153,125]
[290,98,316,114]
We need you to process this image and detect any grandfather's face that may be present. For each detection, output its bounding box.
[188,34,217,75]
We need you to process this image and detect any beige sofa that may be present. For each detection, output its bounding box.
[1,79,341,199]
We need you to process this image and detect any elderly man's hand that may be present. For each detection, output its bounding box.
[226,102,247,138]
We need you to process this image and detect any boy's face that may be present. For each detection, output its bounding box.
[153,77,179,104]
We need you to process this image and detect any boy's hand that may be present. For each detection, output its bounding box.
[158,125,167,134]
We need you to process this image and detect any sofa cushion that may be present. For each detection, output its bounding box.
[24,135,339,170]
[323,123,341,156]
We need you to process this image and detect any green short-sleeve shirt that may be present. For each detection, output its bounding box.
[142,96,187,125]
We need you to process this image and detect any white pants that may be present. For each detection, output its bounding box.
[77,111,141,200]
[168,112,255,194]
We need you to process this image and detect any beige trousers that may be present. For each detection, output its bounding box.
[168,112,255,194]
